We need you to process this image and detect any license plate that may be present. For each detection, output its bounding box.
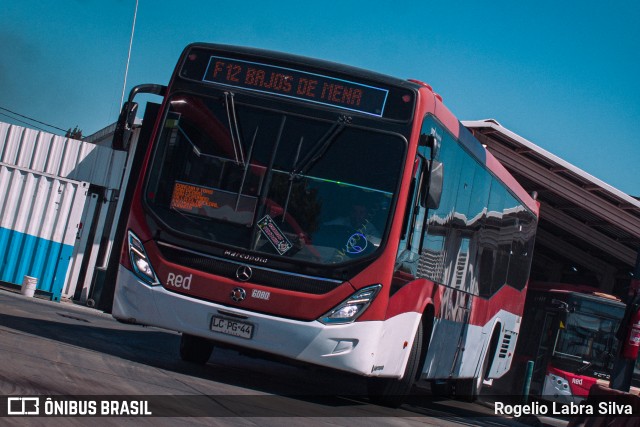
[210,316,253,339]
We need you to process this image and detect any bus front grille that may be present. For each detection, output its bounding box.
[156,242,343,295]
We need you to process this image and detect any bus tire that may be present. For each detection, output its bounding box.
[179,333,214,364]
[366,319,424,408]
[455,378,479,402]
[430,380,453,398]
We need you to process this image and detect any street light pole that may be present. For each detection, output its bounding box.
[120,0,139,109]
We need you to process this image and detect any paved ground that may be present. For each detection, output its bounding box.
[0,289,567,426]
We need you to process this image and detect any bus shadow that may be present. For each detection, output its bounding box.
[0,309,537,424]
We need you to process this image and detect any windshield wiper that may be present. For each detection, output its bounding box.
[224,91,245,167]
[177,126,202,157]
[250,116,287,249]
[281,136,305,222]
[169,206,215,239]
[290,114,351,179]
[234,126,259,211]
[575,350,613,374]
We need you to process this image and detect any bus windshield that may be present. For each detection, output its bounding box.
[552,297,624,372]
[144,93,405,265]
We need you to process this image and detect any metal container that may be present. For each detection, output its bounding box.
[0,122,132,302]
[0,163,88,301]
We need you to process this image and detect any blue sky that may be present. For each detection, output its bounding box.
[1,0,638,195]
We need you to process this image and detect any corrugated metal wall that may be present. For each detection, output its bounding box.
[0,122,130,302]
[0,123,126,189]
[0,163,88,300]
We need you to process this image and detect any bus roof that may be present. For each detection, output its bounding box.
[183,42,420,92]
[529,281,623,303]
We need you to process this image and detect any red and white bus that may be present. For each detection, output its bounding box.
[112,43,539,406]
[513,282,626,403]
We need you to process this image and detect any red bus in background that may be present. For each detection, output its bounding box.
[112,43,538,406]
[514,282,626,403]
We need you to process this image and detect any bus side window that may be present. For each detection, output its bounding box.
[426,160,443,209]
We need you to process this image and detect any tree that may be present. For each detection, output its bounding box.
[65,126,83,140]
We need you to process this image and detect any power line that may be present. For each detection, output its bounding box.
[0,111,55,134]
[0,106,68,133]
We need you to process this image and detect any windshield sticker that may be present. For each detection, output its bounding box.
[346,232,368,254]
[258,215,293,255]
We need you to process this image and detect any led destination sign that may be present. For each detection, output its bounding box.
[203,56,389,117]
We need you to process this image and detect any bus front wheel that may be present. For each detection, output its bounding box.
[179,333,214,364]
[366,320,424,408]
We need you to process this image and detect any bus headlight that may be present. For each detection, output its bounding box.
[128,231,160,286]
[319,285,382,324]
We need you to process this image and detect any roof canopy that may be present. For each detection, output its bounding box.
[463,119,640,294]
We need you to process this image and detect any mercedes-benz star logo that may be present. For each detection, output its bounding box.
[235,265,253,282]
[231,287,247,302]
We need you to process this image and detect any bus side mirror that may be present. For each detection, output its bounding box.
[113,101,138,151]
[425,160,443,209]
[551,299,570,313]
[419,134,441,159]
[113,84,167,151]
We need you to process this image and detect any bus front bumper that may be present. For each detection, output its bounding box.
[112,265,417,378]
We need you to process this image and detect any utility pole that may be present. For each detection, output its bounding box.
[119,0,139,109]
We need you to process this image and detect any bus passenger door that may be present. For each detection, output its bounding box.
[443,233,474,377]
[530,311,558,394]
